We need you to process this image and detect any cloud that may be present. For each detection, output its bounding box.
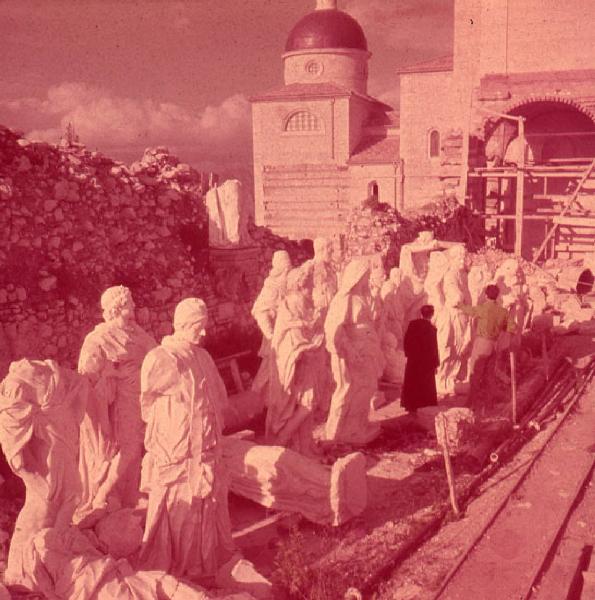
[1,82,252,166]
[344,0,453,52]
[343,0,453,110]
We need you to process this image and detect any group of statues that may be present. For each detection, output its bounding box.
[0,281,371,599]
[252,233,533,459]
[0,230,537,599]
[251,239,386,450]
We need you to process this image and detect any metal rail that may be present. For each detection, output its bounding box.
[431,359,595,599]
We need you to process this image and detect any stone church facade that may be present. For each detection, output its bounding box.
[252,0,595,257]
[251,0,400,240]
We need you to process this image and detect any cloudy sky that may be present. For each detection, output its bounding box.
[0,0,453,178]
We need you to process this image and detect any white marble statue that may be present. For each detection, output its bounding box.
[0,359,87,587]
[251,251,292,396]
[303,237,338,320]
[369,265,386,334]
[301,237,338,420]
[468,263,494,306]
[16,526,258,600]
[265,266,325,456]
[323,258,385,444]
[381,332,405,384]
[223,436,367,527]
[76,286,156,520]
[380,268,407,383]
[206,179,251,247]
[381,267,406,345]
[493,258,531,342]
[138,298,237,580]
[424,248,471,395]
[441,246,472,388]
[398,231,438,325]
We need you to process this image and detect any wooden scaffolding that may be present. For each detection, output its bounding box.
[468,157,595,262]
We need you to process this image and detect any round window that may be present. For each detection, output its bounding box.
[305,60,323,76]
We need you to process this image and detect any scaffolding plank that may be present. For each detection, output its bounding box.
[552,216,595,227]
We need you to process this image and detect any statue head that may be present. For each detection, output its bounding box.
[101,286,135,324]
[313,237,331,262]
[173,298,208,345]
[270,250,292,277]
[417,230,435,245]
[339,257,370,296]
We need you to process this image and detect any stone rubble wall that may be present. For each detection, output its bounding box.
[0,125,311,377]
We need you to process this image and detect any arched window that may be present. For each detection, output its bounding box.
[429,129,440,158]
[368,181,379,202]
[284,110,322,132]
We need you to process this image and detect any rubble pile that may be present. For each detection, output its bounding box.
[342,201,400,266]
[343,198,486,268]
[0,125,308,374]
[471,248,595,331]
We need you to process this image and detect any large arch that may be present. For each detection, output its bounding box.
[483,97,595,164]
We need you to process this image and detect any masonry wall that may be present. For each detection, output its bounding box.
[400,70,461,211]
[348,163,400,211]
[0,125,311,378]
[252,96,351,226]
[479,0,595,77]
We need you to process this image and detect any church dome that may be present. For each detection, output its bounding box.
[285,9,368,53]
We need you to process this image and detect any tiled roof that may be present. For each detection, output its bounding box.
[349,136,400,164]
[365,111,400,128]
[397,54,454,74]
[250,83,393,110]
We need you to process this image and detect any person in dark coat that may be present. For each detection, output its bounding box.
[401,304,440,413]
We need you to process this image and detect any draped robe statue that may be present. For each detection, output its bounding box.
[424,249,471,396]
[76,286,156,521]
[380,268,407,383]
[399,231,438,325]
[251,251,292,397]
[441,246,472,389]
[323,258,385,444]
[17,526,255,600]
[0,359,87,588]
[138,298,237,581]
[493,258,531,344]
[265,266,324,456]
[301,237,338,420]
[223,435,367,527]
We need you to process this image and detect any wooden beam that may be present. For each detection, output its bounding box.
[552,216,595,227]
[533,159,595,263]
[515,168,525,256]
[478,214,554,221]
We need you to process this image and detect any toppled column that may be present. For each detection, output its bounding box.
[222,436,367,526]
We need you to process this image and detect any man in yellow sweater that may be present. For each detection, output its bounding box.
[457,284,516,411]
